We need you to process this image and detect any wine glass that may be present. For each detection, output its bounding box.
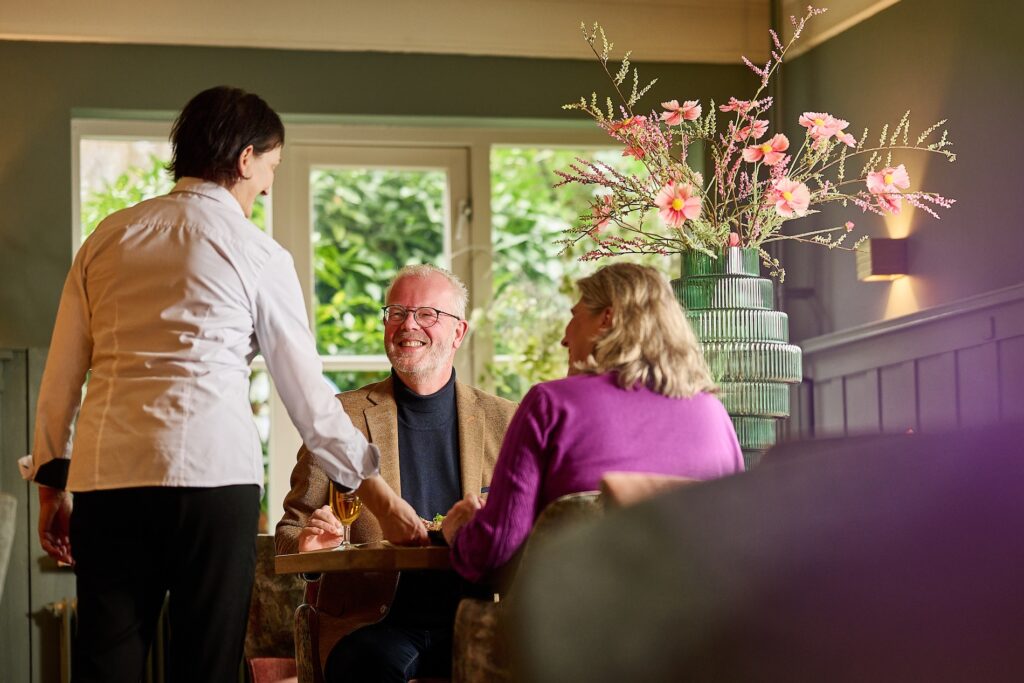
[328,482,363,550]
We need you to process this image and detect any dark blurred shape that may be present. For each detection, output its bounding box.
[511,422,1024,682]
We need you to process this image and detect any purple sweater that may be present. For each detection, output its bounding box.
[450,372,744,581]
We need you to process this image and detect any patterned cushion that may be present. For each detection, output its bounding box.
[247,656,298,683]
[246,534,305,659]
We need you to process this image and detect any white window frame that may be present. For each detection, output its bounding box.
[71,115,614,527]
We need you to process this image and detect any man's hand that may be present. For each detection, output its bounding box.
[442,492,484,545]
[38,485,73,566]
[356,475,428,546]
[298,505,345,552]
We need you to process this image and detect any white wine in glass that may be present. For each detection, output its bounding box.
[328,482,363,550]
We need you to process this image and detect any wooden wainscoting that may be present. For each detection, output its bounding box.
[799,283,1024,438]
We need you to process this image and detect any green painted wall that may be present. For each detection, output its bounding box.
[779,0,1024,340]
[0,39,752,349]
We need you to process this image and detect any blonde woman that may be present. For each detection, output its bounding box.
[442,262,743,581]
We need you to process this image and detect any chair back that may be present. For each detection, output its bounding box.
[600,471,698,508]
[514,491,603,579]
[0,492,15,604]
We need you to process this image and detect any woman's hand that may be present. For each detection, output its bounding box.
[38,485,74,566]
[356,475,428,546]
[442,492,485,545]
[297,505,345,552]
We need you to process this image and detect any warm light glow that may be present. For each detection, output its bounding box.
[883,276,919,319]
[884,159,928,239]
[884,211,913,239]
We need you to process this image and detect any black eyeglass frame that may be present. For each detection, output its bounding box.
[381,305,463,328]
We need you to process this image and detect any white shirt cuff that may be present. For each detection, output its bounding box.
[18,455,35,481]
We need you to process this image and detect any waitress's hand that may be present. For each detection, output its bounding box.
[297,505,345,552]
[356,475,428,546]
[38,485,74,566]
[442,492,484,546]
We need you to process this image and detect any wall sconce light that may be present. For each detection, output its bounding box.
[857,237,908,281]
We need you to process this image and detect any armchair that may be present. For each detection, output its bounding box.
[293,568,399,683]
[451,491,604,683]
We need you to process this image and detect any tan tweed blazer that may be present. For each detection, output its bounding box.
[275,376,516,652]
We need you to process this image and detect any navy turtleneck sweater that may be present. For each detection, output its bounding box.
[388,369,464,627]
[393,369,462,520]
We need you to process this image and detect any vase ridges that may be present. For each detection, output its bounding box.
[741,449,766,469]
[731,416,778,451]
[717,381,791,417]
[673,276,775,311]
[687,309,789,343]
[684,247,761,277]
[678,247,801,465]
[703,342,802,383]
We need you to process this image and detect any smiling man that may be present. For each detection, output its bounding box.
[276,264,516,683]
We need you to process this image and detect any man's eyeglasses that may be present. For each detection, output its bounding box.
[381,305,462,328]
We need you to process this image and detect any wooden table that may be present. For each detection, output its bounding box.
[275,542,451,575]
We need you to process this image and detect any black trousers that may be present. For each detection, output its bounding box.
[69,485,260,683]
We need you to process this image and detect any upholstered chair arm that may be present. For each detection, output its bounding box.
[453,598,509,683]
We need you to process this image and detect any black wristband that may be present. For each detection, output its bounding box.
[35,459,70,490]
[330,480,353,494]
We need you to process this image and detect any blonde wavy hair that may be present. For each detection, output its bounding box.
[575,262,716,398]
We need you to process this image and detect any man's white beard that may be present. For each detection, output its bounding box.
[386,328,455,378]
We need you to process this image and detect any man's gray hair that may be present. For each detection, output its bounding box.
[386,264,469,318]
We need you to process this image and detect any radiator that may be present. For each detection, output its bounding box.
[48,595,171,683]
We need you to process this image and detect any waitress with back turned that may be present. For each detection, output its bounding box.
[18,86,427,683]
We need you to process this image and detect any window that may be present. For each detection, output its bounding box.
[488,146,675,399]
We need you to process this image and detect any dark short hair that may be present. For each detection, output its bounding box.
[168,86,284,185]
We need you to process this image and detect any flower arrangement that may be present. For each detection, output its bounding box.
[556,6,956,279]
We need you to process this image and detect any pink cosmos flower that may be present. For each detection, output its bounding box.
[845,221,855,231]
[608,115,646,134]
[655,181,701,227]
[660,100,701,126]
[876,193,903,214]
[719,97,753,114]
[591,195,613,231]
[866,164,911,194]
[622,145,645,159]
[733,119,769,141]
[742,133,790,165]
[836,132,857,148]
[799,112,849,140]
[770,178,811,217]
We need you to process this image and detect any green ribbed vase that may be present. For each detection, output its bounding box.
[671,247,801,468]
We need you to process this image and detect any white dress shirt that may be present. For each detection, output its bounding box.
[22,178,379,492]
